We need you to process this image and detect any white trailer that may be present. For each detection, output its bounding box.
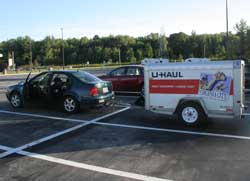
[144,60,245,126]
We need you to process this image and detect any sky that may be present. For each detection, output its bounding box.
[1,0,250,41]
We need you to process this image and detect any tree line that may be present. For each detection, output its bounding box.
[0,19,250,67]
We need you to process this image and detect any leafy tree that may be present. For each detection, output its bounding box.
[159,35,168,58]
[102,47,112,63]
[168,32,189,59]
[111,48,120,63]
[144,44,153,58]
[86,47,93,64]
[1,19,250,67]
[135,49,143,62]
[125,48,136,63]
[235,19,249,58]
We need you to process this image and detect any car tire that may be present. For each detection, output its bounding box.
[136,85,145,106]
[10,92,23,108]
[63,96,79,113]
[177,102,206,126]
[140,84,145,98]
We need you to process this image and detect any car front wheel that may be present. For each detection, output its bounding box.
[63,96,79,113]
[10,92,23,108]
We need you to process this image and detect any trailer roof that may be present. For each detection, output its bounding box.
[144,60,243,70]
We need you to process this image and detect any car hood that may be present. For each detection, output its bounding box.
[7,81,25,91]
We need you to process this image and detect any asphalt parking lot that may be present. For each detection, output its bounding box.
[1,74,250,181]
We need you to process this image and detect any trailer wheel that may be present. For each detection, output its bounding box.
[177,102,206,126]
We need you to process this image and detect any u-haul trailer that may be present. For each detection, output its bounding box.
[144,60,245,126]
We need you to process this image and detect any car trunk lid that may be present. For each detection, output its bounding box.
[95,81,113,96]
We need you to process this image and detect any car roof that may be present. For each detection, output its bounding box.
[117,65,143,68]
[47,70,80,74]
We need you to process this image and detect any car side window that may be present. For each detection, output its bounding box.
[51,73,71,89]
[140,68,144,75]
[110,68,126,76]
[126,67,141,76]
[30,73,50,86]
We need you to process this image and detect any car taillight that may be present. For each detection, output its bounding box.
[89,87,98,96]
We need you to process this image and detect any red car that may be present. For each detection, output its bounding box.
[99,65,144,93]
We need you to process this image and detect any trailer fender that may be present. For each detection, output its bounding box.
[175,97,208,116]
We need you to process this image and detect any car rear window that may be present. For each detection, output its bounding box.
[72,71,101,83]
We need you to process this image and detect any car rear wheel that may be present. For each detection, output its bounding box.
[177,102,206,126]
[63,96,79,113]
[140,84,145,98]
[135,85,145,106]
[10,92,23,108]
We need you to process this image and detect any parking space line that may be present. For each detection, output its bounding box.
[113,103,132,107]
[0,110,88,123]
[0,107,129,122]
[2,109,250,141]
[94,122,250,141]
[0,145,12,151]
[0,106,130,158]
[0,144,171,181]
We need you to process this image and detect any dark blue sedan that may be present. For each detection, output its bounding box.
[6,70,114,113]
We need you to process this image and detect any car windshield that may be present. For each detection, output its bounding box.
[72,71,101,83]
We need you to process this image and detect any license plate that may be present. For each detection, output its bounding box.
[99,99,105,103]
[103,87,109,93]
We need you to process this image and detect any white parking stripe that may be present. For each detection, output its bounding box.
[0,106,129,123]
[0,110,88,123]
[0,145,12,151]
[0,107,130,158]
[95,122,250,140]
[1,109,250,141]
[0,145,171,181]
[0,123,91,158]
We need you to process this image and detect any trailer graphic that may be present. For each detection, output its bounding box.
[199,72,233,101]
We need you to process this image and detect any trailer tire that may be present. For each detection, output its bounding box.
[177,102,206,126]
